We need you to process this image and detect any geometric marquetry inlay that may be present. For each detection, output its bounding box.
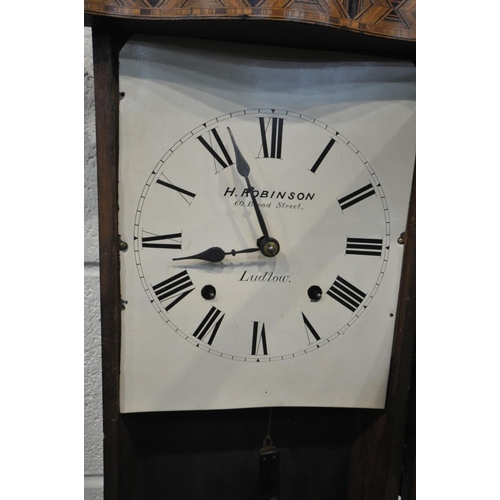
[85,0,416,41]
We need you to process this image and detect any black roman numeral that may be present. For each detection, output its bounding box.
[152,270,195,312]
[197,128,234,172]
[310,138,335,173]
[259,117,284,159]
[301,313,321,343]
[338,183,376,210]
[142,231,182,249]
[157,177,196,204]
[251,321,268,355]
[192,306,225,345]
[345,237,383,256]
[327,276,366,312]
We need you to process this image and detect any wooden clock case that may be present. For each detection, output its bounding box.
[85,6,415,499]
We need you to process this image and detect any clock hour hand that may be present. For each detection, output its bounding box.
[172,246,260,263]
[227,127,280,257]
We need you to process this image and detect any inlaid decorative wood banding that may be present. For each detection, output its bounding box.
[84,0,416,40]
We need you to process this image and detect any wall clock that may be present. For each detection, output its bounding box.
[117,35,415,413]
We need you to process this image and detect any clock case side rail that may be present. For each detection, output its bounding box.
[348,168,416,500]
[92,26,137,500]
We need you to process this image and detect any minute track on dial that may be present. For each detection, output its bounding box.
[132,108,393,362]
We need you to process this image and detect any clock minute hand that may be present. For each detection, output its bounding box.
[227,127,269,239]
[172,246,260,263]
[227,128,280,257]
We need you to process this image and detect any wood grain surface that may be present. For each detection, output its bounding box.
[89,18,415,500]
[84,0,415,41]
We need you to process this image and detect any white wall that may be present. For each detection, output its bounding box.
[84,26,104,500]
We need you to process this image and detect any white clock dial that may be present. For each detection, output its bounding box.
[118,36,415,412]
[134,109,389,361]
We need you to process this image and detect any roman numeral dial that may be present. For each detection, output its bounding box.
[251,322,268,356]
[346,237,383,256]
[152,270,195,312]
[132,109,394,362]
[197,128,234,173]
[301,313,321,343]
[141,231,182,249]
[338,183,376,210]
[259,117,283,159]
[310,138,335,173]
[193,307,225,346]
[327,276,367,312]
[156,177,196,205]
